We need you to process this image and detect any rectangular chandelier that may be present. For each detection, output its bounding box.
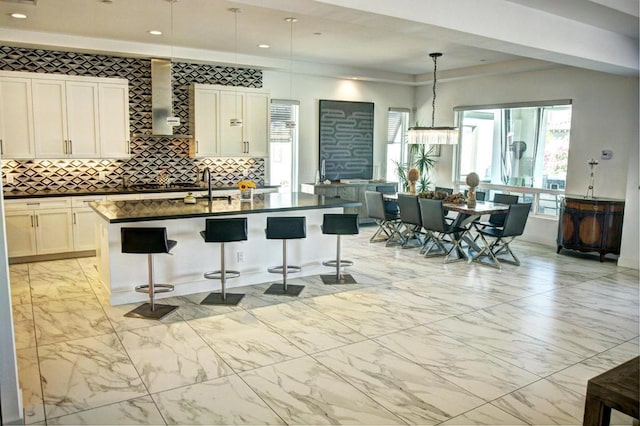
[407,126,459,145]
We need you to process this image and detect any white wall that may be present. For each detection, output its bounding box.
[414,66,639,263]
[262,70,414,187]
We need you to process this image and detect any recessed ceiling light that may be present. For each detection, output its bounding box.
[257,44,270,49]
[148,30,162,36]
[10,13,27,19]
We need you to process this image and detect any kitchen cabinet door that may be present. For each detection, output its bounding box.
[35,208,73,254]
[99,82,130,158]
[72,208,98,251]
[32,79,68,158]
[0,76,35,159]
[5,210,37,257]
[66,81,101,158]
[191,86,220,157]
[244,92,269,157]
[219,90,246,156]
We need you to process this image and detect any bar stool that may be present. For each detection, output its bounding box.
[321,213,359,284]
[200,217,248,305]
[264,216,306,296]
[121,227,178,320]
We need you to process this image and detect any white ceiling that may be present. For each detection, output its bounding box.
[0,0,637,84]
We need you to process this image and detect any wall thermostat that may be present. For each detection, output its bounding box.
[601,149,613,160]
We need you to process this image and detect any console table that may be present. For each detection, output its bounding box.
[556,196,625,262]
[583,356,639,426]
[301,181,397,224]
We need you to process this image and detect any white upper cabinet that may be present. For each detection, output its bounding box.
[191,84,269,158]
[65,81,101,157]
[190,85,220,157]
[0,71,130,159]
[0,76,35,159]
[99,82,130,158]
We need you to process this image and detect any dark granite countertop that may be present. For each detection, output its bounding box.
[2,185,280,199]
[90,192,361,223]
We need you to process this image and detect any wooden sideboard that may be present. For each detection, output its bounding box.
[556,196,625,262]
[301,181,397,224]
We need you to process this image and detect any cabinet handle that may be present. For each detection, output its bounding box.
[73,212,76,224]
[26,202,40,206]
[0,138,3,155]
[69,140,73,154]
[35,215,39,227]
[30,215,34,228]
[196,140,199,153]
[63,140,67,154]
[246,141,250,153]
[127,140,130,154]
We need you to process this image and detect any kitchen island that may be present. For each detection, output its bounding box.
[91,192,360,305]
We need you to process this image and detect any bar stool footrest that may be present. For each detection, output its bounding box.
[264,283,304,296]
[203,270,241,280]
[134,284,174,294]
[124,303,178,320]
[322,259,354,267]
[321,274,357,285]
[267,265,301,274]
[200,292,245,306]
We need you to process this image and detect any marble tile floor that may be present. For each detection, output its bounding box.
[9,226,639,425]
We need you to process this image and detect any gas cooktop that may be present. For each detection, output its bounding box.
[128,182,202,191]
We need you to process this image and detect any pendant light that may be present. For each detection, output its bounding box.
[229,7,242,127]
[284,16,297,129]
[407,52,458,144]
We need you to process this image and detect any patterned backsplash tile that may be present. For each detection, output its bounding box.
[0,46,266,194]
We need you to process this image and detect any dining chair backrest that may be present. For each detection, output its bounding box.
[365,191,386,221]
[376,185,399,215]
[435,187,453,195]
[375,185,397,194]
[500,203,531,237]
[419,198,447,233]
[397,193,421,226]
[464,189,486,201]
[489,193,519,226]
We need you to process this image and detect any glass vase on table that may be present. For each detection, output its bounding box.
[240,188,254,202]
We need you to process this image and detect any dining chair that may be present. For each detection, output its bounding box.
[464,189,486,201]
[475,193,519,230]
[364,191,401,245]
[435,186,453,195]
[396,193,424,248]
[376,185,400,216]
[418,198,469,263]
[472,203,531,268]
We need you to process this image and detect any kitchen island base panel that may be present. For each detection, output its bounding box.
[96,208,342,306]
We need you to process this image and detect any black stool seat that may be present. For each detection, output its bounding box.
[200,218,248,305]
[121,227,178,320]
[265,216,306,296]
[321,214,359,284]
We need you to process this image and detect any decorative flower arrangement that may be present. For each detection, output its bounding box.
[237,179,256,192]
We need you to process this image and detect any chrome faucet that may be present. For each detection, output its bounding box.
[202,167,213,201]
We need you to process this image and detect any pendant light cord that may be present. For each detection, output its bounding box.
[431,53,438,128]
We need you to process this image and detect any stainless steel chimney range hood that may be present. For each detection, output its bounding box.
[135,58,191,139]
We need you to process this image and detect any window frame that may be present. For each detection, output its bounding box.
[453,99,572,217]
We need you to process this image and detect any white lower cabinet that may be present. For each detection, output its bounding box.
[71,195,106,251]
[4,196,106,258]
[5,199,73,257]
[5,210,38,257]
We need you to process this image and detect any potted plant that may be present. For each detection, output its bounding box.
[395,144,438,192]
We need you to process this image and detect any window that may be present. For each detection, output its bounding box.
[455,100,572,215]
[269,100,299,193]
[386,108,410,182]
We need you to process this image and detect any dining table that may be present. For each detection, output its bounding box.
[383,193,511,255]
